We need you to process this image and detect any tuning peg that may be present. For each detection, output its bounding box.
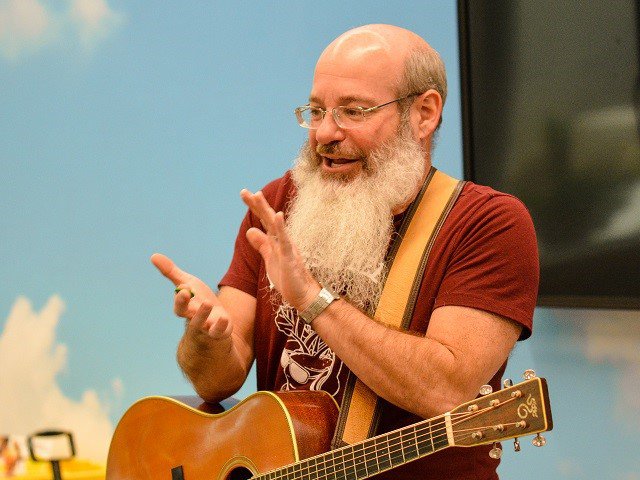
[523,369,536,380]
[503,378,513,388]
[479,384,493,395]
[532,434,546,447]
[489,443,502,459]
[513,438,521,452]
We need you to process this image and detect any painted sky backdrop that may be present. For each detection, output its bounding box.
[1,1,639,479]
[0,0,462,461]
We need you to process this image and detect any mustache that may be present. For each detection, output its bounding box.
[316,142,365,159]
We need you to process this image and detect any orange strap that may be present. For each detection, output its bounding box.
[334,168,464,445]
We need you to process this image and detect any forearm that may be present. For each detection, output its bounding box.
[311,301,457,417]
[177,328,251,403]
[311,299,518,419]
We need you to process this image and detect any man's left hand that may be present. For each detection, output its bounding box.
[240,189,320,312]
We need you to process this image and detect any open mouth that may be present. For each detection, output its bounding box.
[322,156,361,169]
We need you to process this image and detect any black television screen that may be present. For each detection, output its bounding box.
[458,0,640,308]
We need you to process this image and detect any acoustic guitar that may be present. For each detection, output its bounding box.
[106,373,552,480]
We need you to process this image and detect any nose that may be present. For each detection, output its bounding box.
[313,110,346,146]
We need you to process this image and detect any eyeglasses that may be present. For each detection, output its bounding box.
[294,93,420,130]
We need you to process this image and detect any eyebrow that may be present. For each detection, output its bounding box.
[308,94,377,106]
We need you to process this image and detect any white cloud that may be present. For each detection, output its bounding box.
[0,295,120,462]
[618,472,640,480]
[0,0,52,60]
[0,0,124,62]
[68,0,124,53]
[563,309,640,431]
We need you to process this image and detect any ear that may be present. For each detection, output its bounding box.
[411,89,443,141]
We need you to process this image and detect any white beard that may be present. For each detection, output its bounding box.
[286,124,427,314]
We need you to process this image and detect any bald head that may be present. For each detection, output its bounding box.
[316,24,447,108]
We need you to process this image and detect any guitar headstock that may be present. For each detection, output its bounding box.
[449,371,553,453]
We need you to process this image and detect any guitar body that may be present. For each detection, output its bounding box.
[106,390,339,480]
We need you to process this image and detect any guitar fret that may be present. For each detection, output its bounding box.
[363,438,379,476]
[431,418,448,451]
[387,431,404,466]
[307,455,318,480]
[343,446,357,480]
[399,430,407,463]
[310,456,323,480]
[326,450,338,480]
[403,425,419,461]
[297,458,309,480]
[352,443,368,478]
[298,457,308,480]
[374,436,391,472]
[415,421,433,456]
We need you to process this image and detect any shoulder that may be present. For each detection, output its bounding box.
[260,171,296,211]
[451,181,536,232]
[458,181,531,212]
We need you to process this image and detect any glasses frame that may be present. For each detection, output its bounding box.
[294,92,420,130]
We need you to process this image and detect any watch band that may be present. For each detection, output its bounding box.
[297,284,339,325]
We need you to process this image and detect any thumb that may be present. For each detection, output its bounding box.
[150,253,188,286]
[246,227,270,257]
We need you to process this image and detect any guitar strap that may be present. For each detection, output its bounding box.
[331,167,465,448]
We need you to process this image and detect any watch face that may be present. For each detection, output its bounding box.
[299,287,337,324]
[321,286,339,300]
[319,289,334,302]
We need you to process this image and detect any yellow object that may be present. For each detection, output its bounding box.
[5,458,104,480]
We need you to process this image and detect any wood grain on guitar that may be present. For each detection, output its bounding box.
[106,373,552,480]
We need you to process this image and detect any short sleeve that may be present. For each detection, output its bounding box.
[434,191,539,339]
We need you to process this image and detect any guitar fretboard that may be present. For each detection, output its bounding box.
[256,418,449,480]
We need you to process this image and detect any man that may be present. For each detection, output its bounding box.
[152,24,539,479]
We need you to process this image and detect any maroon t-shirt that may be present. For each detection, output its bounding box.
[220,171,539,480]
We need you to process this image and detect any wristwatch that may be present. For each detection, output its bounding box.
[297,284,339,325]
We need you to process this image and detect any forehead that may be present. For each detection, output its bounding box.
[310,65,399,105]
[310,42,403,104]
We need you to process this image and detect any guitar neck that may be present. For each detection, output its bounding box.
[255,416,449,480]
[255,377,552,480]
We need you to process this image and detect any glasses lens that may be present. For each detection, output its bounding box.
[335,106,366,129]
[295,105,367,129]
[296,106,324,129]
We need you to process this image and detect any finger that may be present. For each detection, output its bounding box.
[246,226,271,258]
[203,307,233,340]
[150,253,189,286]
[189,301,213,330]
[273,211,294,256]
[174,288,198,318]
[241,189,278,234]
[174,284,195,298]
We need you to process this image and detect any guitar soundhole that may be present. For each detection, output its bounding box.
[227,466,253,480]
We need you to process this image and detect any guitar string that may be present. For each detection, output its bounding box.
[258,410,502,480]
[257,424,442,480]
[257,400,519,480]
[260,396,529,480]
[261,428,481,480]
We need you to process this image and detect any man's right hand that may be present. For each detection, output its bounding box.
[150,253,233,340]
